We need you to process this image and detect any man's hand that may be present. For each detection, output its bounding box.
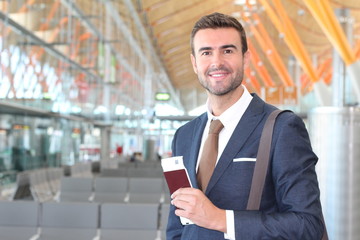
[171,187,227,233]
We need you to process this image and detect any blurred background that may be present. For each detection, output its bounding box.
[0,1,359,239]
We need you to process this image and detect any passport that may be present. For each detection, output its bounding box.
[163,169,192,194]
[161,156,193,225]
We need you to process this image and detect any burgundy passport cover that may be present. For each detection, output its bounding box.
[163,169,191,194]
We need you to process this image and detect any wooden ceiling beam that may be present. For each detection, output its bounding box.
[161,36,188,53]
[260,0,319,83]
[244,14,294,87]
[151,1,234,36]
[248,41,275,87]
[157,27,190,46]
[303,0,356,66]
[166,58,192,69]
[244,67,261,93]
[147,0,203,24]
[141,0,168,10]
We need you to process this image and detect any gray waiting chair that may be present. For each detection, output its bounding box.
[99,168,128,178]
[100,159,119,170]
[70,162,93,178]
[59,177,94,202]
[160,203,170,239]
[128,167,163,178]
[37,201,99,240]
[11,171,32,200]
[46,167,64,195]
[29,169,54,202]
[93,177,128,203]
[99,202,159,240]
[0,200,40,240]
[127,177,164,203]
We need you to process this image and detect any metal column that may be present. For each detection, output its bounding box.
[308,107,360,240]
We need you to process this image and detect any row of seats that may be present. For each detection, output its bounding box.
[99,167,163,178]
[100,160,163,178]
[10,167,63,202]
[59,176,170,204]
[11,162,93,201]
[69,162,93,177]
[10,161,166,202]
[102,159,162,170]
[0,200,170,240]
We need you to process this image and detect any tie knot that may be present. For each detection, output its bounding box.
[209,119,224,134]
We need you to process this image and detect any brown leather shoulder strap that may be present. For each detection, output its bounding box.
[246,109,285,210]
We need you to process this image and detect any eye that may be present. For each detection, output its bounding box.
[224,49,233,54]
[201,51,211,56]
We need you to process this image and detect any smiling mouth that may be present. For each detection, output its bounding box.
[209,72,229,78]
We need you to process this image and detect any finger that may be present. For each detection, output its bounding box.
[172,191,197,206]
[171,198,186,211]
[171,193,191,208]
[171,187,193,198]
[174,207,191,219]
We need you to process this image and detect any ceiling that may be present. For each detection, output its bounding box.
[0,0,360,119]
[138,0,360,111]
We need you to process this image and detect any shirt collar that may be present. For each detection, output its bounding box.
[206,85,253,128]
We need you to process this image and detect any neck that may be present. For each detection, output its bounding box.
[208,85,244,116]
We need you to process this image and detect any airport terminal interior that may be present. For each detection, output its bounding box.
[0,0,359,239]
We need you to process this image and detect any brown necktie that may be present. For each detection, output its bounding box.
[197,119,224,192]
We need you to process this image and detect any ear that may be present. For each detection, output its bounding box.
[243,51,251,68]
[190,54,198,74]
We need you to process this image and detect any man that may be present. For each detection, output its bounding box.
[166,12,325,239]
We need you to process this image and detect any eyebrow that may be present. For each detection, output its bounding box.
[198,47,212,53]
[197,44,238,54]
[221,44,237,49]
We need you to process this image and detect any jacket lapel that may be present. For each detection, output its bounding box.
[205,94,267,195]
[187,113,207,188]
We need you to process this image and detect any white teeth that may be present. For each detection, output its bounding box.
[212,74,225,77]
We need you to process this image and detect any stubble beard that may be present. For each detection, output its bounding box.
[198,68,244,96]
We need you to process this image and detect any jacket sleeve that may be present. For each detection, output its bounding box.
[233,113,325,239]
[166,128,184,240]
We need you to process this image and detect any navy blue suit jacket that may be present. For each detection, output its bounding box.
[166,94,324,239]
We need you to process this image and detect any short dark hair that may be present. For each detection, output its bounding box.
[190,12,248,55]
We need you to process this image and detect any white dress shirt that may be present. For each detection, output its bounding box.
[196,85,253,240]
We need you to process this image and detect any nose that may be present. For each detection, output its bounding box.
[210,51,224,69]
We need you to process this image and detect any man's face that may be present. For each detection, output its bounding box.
[191,28,249,96]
